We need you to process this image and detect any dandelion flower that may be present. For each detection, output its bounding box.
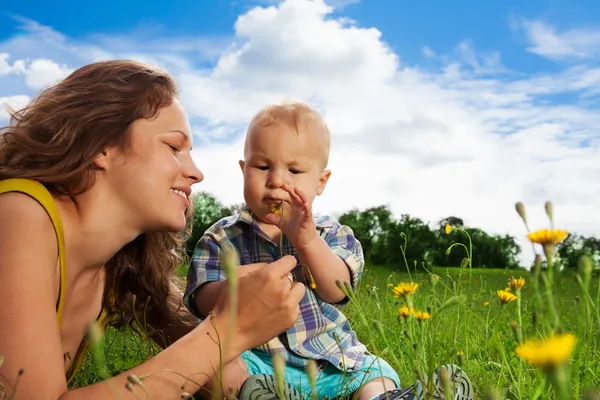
[445,224,453,235]
[483,301,490,307]
[527,229,568,246]
[509,276,525,290]
[398,306,415,319]
[516,333,576,370]
[392,282,419,298]
[415,311,430,321]
[497,289,517,304]
[269,201,283,215]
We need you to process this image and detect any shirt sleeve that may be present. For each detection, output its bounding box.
[322,222,365,293]
[183,231,228,318]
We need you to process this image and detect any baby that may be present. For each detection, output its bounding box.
[184,101,473,400]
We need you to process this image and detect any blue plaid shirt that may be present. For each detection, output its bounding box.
[183,207,368,371]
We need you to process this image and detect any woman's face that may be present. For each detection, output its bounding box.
[103,98,203,233]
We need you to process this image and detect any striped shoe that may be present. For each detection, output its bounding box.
[371,364,474,400]
[238,374,303,400]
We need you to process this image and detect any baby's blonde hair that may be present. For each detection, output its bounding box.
[245,100,331,168]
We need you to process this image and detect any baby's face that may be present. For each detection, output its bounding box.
[240,122,330,224]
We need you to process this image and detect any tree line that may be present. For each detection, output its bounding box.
[185,192,599,271]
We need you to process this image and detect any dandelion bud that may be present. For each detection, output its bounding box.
[460,258,470,268]
[515,202,527,224]
[127,375,143,385]
[180,393,193,399]
[484,387,502,400]
[344,281,354,294]
[222,243,240,281]
[336,280,345,293]
[125,382,135,392]
[579,255,593,281]
[457,350,465,367]
[305,359,317,398]
[429,274,440,287]
[544,201,553,222]
[583,389,600,400]
[510,320,522,343]
[373,320,385,337]
[439,367,452,397]
[272,352,286,399]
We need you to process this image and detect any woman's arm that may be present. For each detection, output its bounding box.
[0,194,305,400]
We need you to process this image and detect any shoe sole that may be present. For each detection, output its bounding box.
[415,364,474,400]
[239,374,303,400]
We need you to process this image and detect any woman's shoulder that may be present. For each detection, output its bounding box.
[0,179,60,243]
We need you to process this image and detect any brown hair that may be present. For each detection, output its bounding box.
[0,60,192,335]
[245,100,331,168]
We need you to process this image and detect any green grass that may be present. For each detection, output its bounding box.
[69,263,600,398]
[344,264,600,398]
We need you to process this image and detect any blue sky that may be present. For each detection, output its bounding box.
[1,0,599,265]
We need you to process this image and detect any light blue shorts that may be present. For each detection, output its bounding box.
[241,350,401,400]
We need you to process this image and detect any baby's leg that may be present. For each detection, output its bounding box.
[354,377,397,400]
[197,356,250,400]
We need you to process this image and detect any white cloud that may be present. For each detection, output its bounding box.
[513,17,600,61]
[0,95,31,122]
[0,53,74,90]
[2,0,599,268]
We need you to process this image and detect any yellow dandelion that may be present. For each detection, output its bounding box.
[527,229,568,246]
[310,281,317,290]
[392,282,419,298]
[445,224,453,235]
[509,276,525,290]
[398,306,415,319]
[516,333,576,370]
[269,201,283,215]
[497,289,517,304]
[387,283,393,287]
[415,310,430,321]
[483,301,490,307]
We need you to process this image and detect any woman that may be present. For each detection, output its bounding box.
[0,60,305,399]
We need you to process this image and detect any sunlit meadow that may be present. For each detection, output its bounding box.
[2,201,599,400]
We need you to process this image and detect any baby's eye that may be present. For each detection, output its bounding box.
[256,166,269,170]
[290,169,302,174]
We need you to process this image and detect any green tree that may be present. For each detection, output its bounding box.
[186,192,226,256]
[557,234,600,270]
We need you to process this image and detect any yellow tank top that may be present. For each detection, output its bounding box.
[0,178,111,385]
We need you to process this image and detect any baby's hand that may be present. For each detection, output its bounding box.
[264,183,318,251]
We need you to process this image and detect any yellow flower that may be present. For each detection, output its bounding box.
[415,310,430,321]
[516,333,576,370]
[497,289,517,304]
[509,276,525,290]
[269,201,283,215]
[527,229,568,246]
[445,224,453,235]
[392,282,419,298]
[483,301,490,307]
[310,282,316,289]
[398,306,415,318]
[387,283,393,287]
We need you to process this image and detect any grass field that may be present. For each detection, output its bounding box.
[70,261,600,399]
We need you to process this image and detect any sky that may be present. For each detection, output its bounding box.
[1,0,600,267]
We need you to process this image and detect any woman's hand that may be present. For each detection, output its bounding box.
[212,255,305,357]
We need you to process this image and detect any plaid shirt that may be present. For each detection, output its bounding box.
[183,207,368,372]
